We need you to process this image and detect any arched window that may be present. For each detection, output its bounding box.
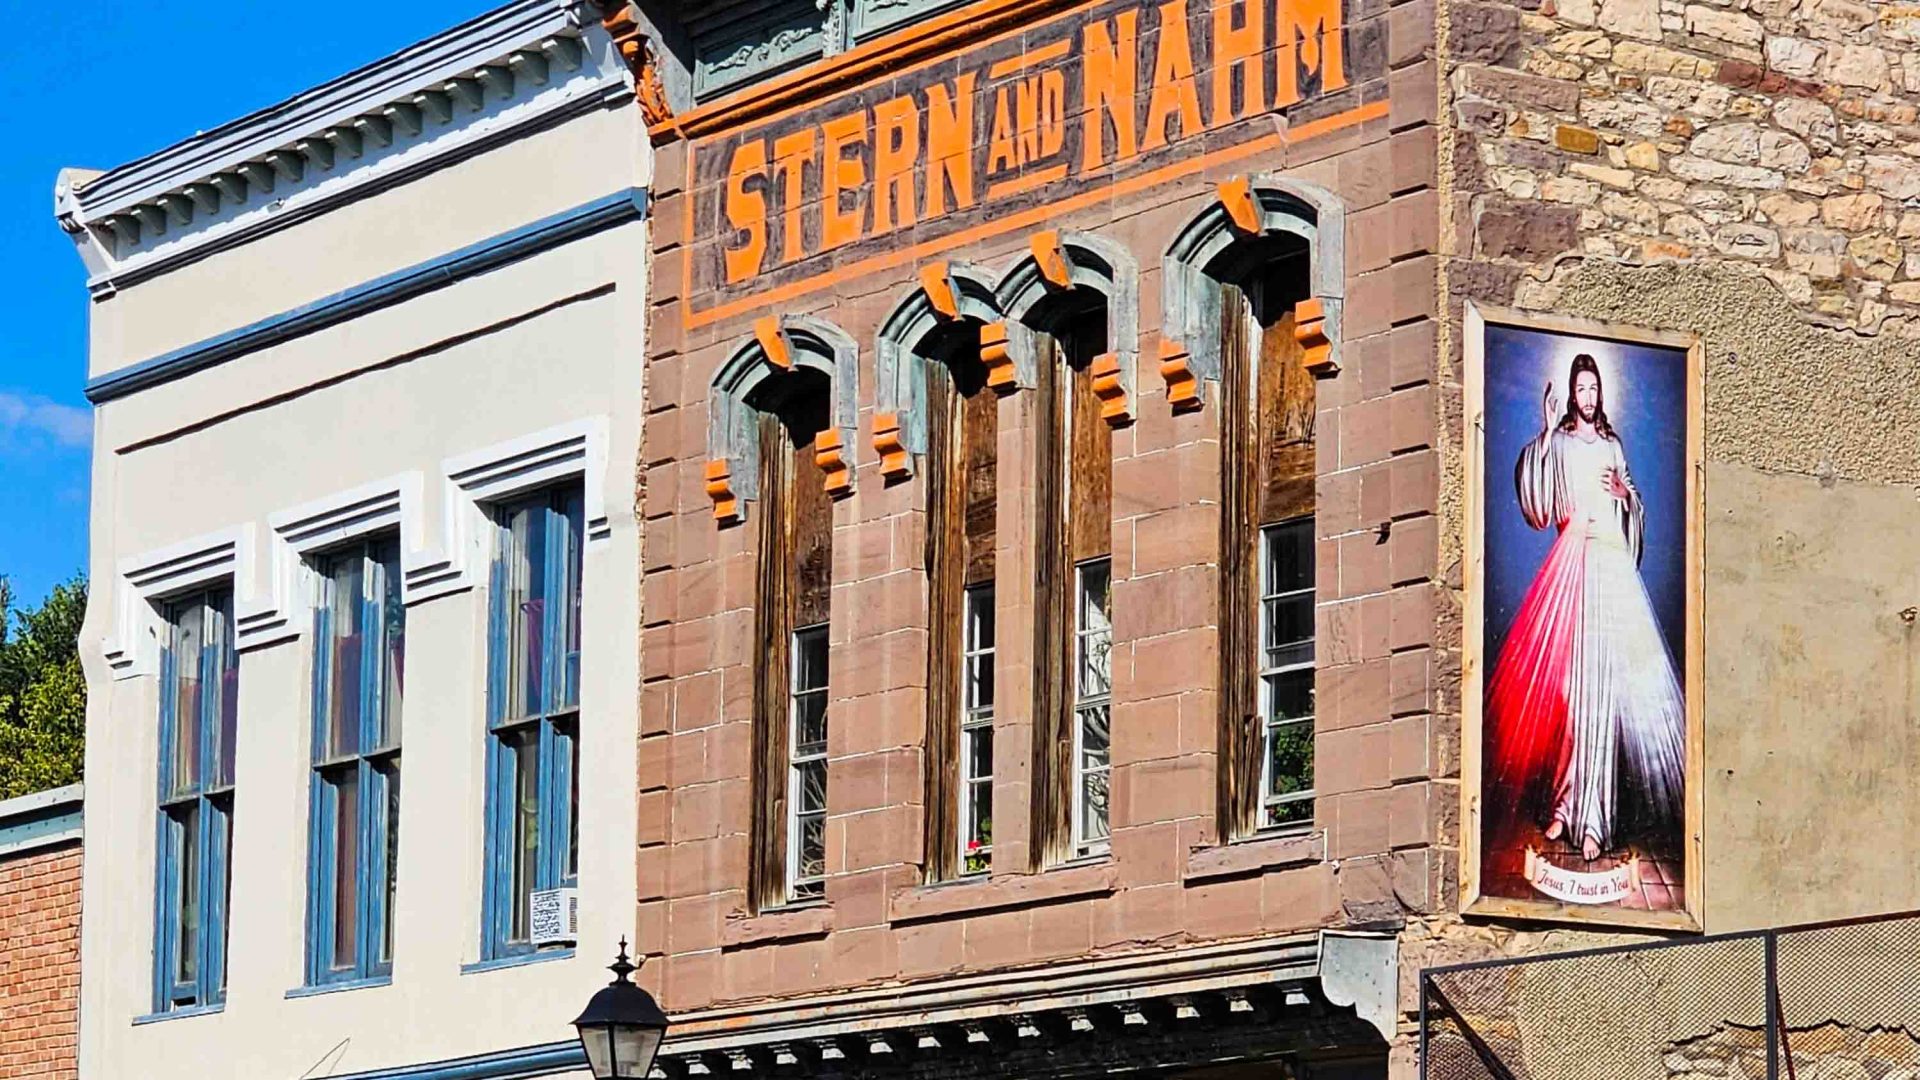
[706,316,857,908]
[875,262,1004,881]
[998,231,1138,867]
[1163,177,1344,841]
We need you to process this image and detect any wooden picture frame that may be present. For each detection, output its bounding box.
[1460,302,1705,932]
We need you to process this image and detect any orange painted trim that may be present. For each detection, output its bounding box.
[1089,351,1131,425]
[705,458,742,523]
[986,163,1071,202]
[681,99,1388,332]
[1031,229,1074,289]
[1217,175,1263,234]
[754,315,792,368]
[981,321,1017,394]
[1159,338,1201,413]
[657,0,1092,142]
[873,410,912,479]
[1295,298,1336,376]
[919,262,960,319]
[815,428,854,497]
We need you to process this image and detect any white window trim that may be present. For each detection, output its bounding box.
[239,472,431,654]
[104,525,256,680]
[1258,521,1317,831]
[418,416,611,603]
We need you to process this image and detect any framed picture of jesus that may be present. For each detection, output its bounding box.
[1461,303,1705,931]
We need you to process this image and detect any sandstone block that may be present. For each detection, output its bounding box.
[1682,5,1761,50]
[1765,36,1824,78]
[1772,99,1838,153]
[1597,0,1661,41]
[1554,124,1601,154]
[1613,41,1717,78]
[1783,227,1847,279]
[1541,176,1601,205]
[1758,194,1818,227]
[1866,155,1920,201]
[1822,193,1884,232]
[1826,44,1891,91]
[1847,234,1901,281]
[1712,223,1781,260]
[1476,201,1581,259]
[1458,65,1581,112]
[1669,155,1783,189]
[1572,161,1635,189]
[1890,281,1920,306]
[1555,0,1597,26]
[1758,131,1812,174]
[1688,122,1760,164]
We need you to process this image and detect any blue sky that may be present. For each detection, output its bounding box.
[0,4,485,610]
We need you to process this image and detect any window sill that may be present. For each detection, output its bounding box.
[133,1003,224,1026]
[722,903,834,948]
[286,975,393,999]
[890,861,1117,924]
[461,948,574,975]
[1184,828,1325,883]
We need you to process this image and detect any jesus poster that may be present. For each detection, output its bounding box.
[1462,305,1703,930]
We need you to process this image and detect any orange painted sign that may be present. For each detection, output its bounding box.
[686,0,1380,321]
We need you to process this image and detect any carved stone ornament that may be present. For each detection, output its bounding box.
[1159,338,1202,413]
[598,3,675,127]
[705,458,741,523]
[1089,352,1132,426]
[1295,298,1337,376]
[980,321,1018,394]
[814,428,853,498]
[872,411,911,481]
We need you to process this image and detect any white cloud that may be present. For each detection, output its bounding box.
[0,391,90,450]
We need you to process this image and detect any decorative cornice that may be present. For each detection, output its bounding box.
[84,188,645,404]
[56,1,631,293]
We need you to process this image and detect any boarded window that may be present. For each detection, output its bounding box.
[925,338,999,881]
[750,379,836,910]
[1218,274,1318,841]
[1031,305,1113,867]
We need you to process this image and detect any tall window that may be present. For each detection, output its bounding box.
[154,588,237,1013]
[923,336,998,881]
[1218,267,1318,839]
[306,536,404,984]
[1030,300,1113,865]
[1071,561,1113,857]
[1259,521,1315,827]
[788,626,829,899]
[958,585,996,874]
[749,376,835,909]
[483,486,583,958]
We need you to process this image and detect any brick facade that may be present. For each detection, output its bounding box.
[0,842,82,1080]
[637,0,1445,1023]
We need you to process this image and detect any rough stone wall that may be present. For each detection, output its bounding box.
[1408,0,1920,1072]
[0,843,82,1080]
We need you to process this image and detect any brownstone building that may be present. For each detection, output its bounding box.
[610,0,1920,1075]
[0,786,82,1080]
[617,0,1435,1076]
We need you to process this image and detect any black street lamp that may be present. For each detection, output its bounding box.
[573,939,670,1079]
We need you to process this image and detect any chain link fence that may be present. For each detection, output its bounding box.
[1420,910,1920,1080]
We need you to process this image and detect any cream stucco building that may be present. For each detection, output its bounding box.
[57,3,649,1077]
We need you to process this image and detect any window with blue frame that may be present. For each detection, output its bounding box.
[482,485,583,958]
[154,588,238,1013]
[305,536,405,986]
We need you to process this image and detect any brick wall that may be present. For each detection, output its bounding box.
[0,842,82,1080]
[638,0,1447,1015]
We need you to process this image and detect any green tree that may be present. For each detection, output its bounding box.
[0,575,88,799]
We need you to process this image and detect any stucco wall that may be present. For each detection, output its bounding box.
[75,99,645,1080]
